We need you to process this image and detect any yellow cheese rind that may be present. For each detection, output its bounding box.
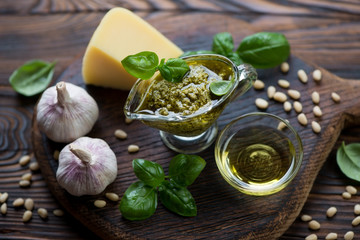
[82,7,183,90]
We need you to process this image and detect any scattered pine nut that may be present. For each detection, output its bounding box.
[37,208,48,219]
[267,86,276,99]
[354,204,360,215]
[293,101,303,113]
[19,180,31,187]
[344,231,354,240]
[305,233,318,240]
[22,172,32,181]
[331,92,341,103]
[1,203,7,215]
[53,150,60,160]
[283,101,292,112]
[23,210,32,222]
[94,200,106,208]
[346,185,357,195]
[308,220,321,230]
[277,121,287,131]
[325,233,337,240]
[29,162,40,171]
[128,144,140,153]
[53,209,64,217]
[297,69,308,83]
[313,106,322,117]
[19,155,31,166]
[13,198,25,207]
[0,192,8,203]
[301,214,312,222]
[326,206,337,218]
[280,62,289,73]
[287,89,301,100]
[312,69,322,82]
[105,192,120,202]
[312,121,321,134]
[273,92,287,103]
[297,113,308,126]
[278,79,290,88]
[352,216,360,226]
[311,91,320,104]
[125,117,133,124]
[114,129,127,140]
[253,80,265,90]
[255,98,269,110]
[24,198,34,211]
[342,191,352,199]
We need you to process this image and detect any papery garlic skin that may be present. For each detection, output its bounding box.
[56,137,118,196]
[36,81,99,143]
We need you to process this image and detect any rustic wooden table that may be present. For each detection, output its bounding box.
[1,1,360,239]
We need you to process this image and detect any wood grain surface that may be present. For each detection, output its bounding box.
[1,1,360,239]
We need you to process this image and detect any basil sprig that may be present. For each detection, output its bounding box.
[121,51,189,83]
[119,154,206,220]
[9,60,55,96]
[337,141,360,181]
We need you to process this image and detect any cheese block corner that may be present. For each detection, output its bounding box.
[82,7,183,90]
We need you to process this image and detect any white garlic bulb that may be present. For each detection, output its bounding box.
[36,81,99,143]
[56,137,117,196]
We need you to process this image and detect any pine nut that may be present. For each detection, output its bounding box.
[326,206,337,218]
[255,98,269,110]
[301,214,312,222]
[0,192,8,203]
[346,185,357,195]
[312,121,321,134]
[313,106,322,117]
[331,92,341,103]
[354,204,360,215]
[24,198,34,211]
[297,113,308,126]
[94,200,106,208]
[37,208,48,219]
[352,216,360,226]
[125,117,133,124]
[273,92,287,103]
[312,69,322,82]
[267,86,276,99]
[128,144,140,153]
[298,69,308,83]
[114,129,127,140]
[312,91,320,104]
[280,62,289,73]
[29,162,40,171]
[278,79,290,88]
[305,233,318,240]
[342,191,351,199]
[293,101,303,113]
[19,155,31,166]
[253,79,265,90]
[287,89,301,100]
[105,192,120,202]
[277,121,287,131]
[53,209,64,217]
[22,172,32,181]
[344,231,354,240]
[19,180,31,187]
[53,150,60,160]
[283,101,292,112]
[23,210,32,222]
[13,198,24,207]
[308,220,321,230]
[325,233,337,240]
[1,203,7,215]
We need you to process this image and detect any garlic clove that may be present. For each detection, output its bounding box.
[56,137,117,196]
[36,81,99,143]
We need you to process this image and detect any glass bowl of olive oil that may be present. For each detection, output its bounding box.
[215,112,303,196]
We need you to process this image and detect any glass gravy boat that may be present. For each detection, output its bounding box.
[124,54,257,153]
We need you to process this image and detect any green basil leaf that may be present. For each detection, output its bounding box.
[337,142,360,182]
[159,180,197,217]
[237,32,290,69]
[119,181,157,221]
[180,50,215,57]
[212,32,234,56]
[209,80,233,97]
[226,52,243,66]
[343,143,360,168]
[121,51,159,80]
[9,60,55,96]
[168,154,206,186]
[133,159,165,187]
[159,58,189,83]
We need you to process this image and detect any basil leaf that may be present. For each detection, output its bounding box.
[121,51,159,80]
[209,80,233,97]
[159,58,189,83]
[180,50,215,58]
[343,142,360,168]
[237,32,290,69]
[9,60,55,96]
[337,142,360,182]
[159,180,197,217]
[168,154,206,186]
[226,52,243,66]
[212,32,234,56]
[119,181,157,221]
[133,159,165,187]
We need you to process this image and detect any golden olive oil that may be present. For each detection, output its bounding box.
[224,126,295,187]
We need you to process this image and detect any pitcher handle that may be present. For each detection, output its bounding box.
[230,63,257,101]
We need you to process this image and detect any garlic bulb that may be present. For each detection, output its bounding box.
[56,137,117,196]
[36,81,99,143]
